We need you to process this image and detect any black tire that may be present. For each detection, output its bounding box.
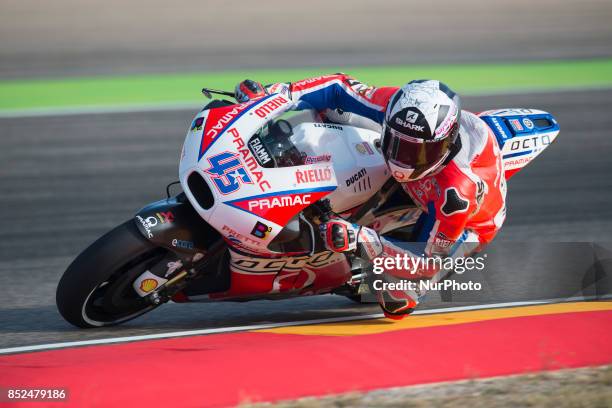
[56,220,165,328]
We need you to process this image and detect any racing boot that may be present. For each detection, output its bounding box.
[372,273,418,320]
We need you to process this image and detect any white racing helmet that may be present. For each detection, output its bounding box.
[381,80,461,182]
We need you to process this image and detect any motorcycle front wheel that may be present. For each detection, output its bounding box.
[56,220,165,328]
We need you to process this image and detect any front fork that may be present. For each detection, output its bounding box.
[144,238,227,306]
[132,193,226,305]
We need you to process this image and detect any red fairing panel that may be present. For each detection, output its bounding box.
[209,250,351,299]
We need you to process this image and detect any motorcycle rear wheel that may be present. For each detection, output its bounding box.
[56,220,164,328]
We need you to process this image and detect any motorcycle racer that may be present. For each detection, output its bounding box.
[234,74,507,319]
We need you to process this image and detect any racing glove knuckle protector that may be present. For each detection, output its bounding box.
[320,219,383,261]
[320,219,358,253]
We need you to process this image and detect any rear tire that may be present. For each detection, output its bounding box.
[56,220,163,328]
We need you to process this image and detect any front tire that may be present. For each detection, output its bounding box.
[56,220,163,328]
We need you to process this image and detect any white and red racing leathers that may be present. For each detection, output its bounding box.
[269,74,507,314]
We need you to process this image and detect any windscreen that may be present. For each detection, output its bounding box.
[248,108,322,168]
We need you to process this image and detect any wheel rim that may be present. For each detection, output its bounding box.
[81,248,167,326]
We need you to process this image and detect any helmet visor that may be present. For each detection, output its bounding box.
[382,126,452,177]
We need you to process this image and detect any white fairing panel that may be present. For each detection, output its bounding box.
[290,123,390,212]
[178,95,391,255]
[179,97,345,255]
[479,108,560,179]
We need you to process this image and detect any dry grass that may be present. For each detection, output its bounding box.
[243,365,612,408]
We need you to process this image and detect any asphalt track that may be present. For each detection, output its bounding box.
[2,0,612,79]
[1,88,611,350]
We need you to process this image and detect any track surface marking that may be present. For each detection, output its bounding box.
[0,303,610,407]
[259,301,612,335]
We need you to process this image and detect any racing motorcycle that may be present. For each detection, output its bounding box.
[56,87,559,328]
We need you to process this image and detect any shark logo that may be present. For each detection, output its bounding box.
[405,110,419,124]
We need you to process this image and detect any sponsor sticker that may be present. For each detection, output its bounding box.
[504,157,530,168]
[434,108,457,138]
[222,225,262,247]
[135,213,171,238]
[345,168,367,187]
[164,260,183,277]
[489,117,508,139]
[254,95,289,118]
[509,119,524,132]
[304,154,331,164]
[133,271,168,296]
[226,188,334,225]
[136,215,154,238]
[247,135,274,168]
[293,76,326,89]
[508,134,551,152]
[171,239,194,249]
[155,211,174,224]
[139,278,158,293]
[251,221,272,239]
[190,117,204,132]
[249,194,311,211]
[433,232,453,249]
[295,167,333,184]
[230,128,271,192]
[314,123,343,131]
[354,142,374,155]
[267,83,290,96]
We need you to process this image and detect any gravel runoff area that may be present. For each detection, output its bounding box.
[244,365,612,408]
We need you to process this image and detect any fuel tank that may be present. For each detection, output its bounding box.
[290,122,391,212]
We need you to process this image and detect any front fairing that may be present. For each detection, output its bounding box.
[179,94,338,254]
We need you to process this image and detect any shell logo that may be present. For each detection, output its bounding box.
[139,278,159,293]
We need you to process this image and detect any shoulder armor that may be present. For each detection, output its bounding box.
[441,187,470,216]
